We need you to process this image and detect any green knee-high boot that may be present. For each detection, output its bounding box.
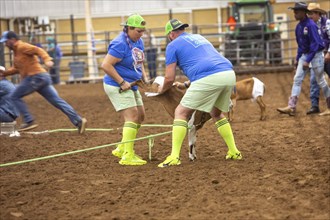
[112,122,138,158]
[215,118,242,160]
[119,121,147,165]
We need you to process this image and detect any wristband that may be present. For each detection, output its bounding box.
[119,80,126,86]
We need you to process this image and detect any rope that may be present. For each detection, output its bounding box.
[0,130,172,167]
[24,124,173,134]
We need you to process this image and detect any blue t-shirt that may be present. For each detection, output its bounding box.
[47,43,62,59]
[165,32,233,82]
[103,32,144,91]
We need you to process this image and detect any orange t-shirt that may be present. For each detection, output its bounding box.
[4,40,53,78]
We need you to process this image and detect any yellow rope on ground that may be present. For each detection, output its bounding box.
[23,124,173,134]
[0,130,172,167]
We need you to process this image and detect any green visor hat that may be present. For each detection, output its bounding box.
[165,19,189,35]
[121,14,146,29]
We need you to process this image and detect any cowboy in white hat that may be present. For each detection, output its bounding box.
[306,2,330,116]
[307,3,327,15]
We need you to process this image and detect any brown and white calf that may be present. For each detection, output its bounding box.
[229,77,266,121]
[137,76,266,160]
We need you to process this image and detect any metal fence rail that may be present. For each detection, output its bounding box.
[1,19,298,82]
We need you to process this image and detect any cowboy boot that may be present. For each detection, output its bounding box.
[319,97,330,116]
[277,96,297,116]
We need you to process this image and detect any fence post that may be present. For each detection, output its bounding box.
[70,14,78,61]
[0,43,4,67]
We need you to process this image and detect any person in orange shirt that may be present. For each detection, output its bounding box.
[0,31,87,132]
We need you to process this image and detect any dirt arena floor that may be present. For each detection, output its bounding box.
[0,71,329,220]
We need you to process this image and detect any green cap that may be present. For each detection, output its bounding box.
[121,14,146,29]
[46,37,54,42]
[165,19,189,35]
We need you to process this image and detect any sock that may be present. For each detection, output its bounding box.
[171,119,188,158]
[122,121,138,155]
[116,123,140,153]
[116,137,125,152]
[215,118,239,154]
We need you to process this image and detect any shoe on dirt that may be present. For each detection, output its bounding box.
[158,155,181,168]
[112,147,124,158]
[77,118,87,134]
[18,121,38,132]
[306,106,320,115]
[119,153,147,166]
[319,108,330,116]
[225,151,242,160]
[277,106,295,116]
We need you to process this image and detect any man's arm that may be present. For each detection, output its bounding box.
[0,67,19,77]
[305,24,323,63]
[158,62,176,93]
[23,43,53,64]
[325,18,330,63]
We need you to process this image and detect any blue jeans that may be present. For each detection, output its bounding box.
[325,61,330,78]
[11,73,82,126]
[146,48,157,79]
[292,51,330,99]
[50,58,61,84]
[0,109,17,122]
[309,69,320,107]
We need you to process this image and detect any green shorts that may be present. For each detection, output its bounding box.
[103,83,144,112]
[181,70,236,113]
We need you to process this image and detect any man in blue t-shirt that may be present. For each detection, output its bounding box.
[157,19,242,168]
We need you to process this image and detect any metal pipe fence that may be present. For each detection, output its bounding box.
[1,19,298,83]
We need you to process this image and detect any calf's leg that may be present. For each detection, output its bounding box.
[256,96,266,120]
[188,112,197,161]
[228,99,236,122]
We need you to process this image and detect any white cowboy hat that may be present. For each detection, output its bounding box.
[307,3,327,14]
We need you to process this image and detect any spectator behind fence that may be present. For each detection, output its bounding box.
[0,31,87,133]
[30,36,43,48]
[143,29,157,79]
[157,18,242,168]
[277,2,330,116]
[101,14,149,166]
[0,76,19,123]
[305,3,330,115]
[30,36,44,64]
[47,37,63,84]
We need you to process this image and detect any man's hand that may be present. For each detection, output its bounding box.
[143,78,152,85]
[173,81,187,90]
[45,61,54,68]
[0,66,5,77]
[325,52,330,64]
[302,61,309,71]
